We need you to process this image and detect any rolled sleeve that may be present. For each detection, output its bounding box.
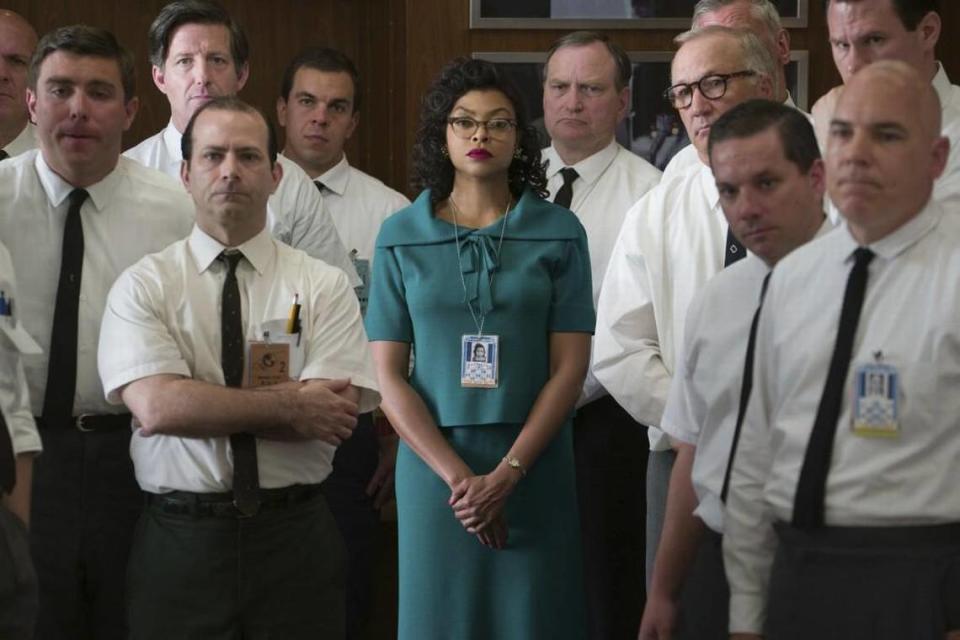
[97,269,192,404]
[300,267,380,414]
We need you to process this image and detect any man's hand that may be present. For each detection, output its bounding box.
[365,433,398,509]
[288,378,359,444]
[637,591,678,640]
[449,465,519,533]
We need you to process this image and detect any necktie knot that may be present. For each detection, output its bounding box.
[560,167,578,186]
[68,188,89,211]
[0,149,9,161]
[853,247,875,268]
[314,180,326,193]
[219,251,244,276]
[553,167,579,209]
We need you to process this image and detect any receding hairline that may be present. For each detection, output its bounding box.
[0,9,38,46]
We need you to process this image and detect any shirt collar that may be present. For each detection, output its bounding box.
[838,199,942,262]
[544,139,619,185]
[932,62,954,111]
[34,150,119,211]
[318,154,350,196]
[188,224,274,275]
[163,120,184,162]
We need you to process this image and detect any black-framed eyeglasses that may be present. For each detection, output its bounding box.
[447,117,518,140]
[663,70,757,109]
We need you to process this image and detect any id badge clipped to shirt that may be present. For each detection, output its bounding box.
[460,334,499,388]
[852,361,899,437]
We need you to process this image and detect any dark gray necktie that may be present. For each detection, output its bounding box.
[0,150,8,161]
[42,188,89,423]
[793,247,875,529]
[314,180,326,193]
[219,251,260,516]
[553,167,578,209]
[721,273,771,503]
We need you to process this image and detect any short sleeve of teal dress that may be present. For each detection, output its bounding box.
[365,188,594,640]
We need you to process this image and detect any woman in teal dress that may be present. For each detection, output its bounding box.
[365,58,594,639]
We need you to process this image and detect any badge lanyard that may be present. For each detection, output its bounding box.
[450,195,510,388]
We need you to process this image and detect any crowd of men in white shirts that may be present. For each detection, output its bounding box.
[0,0,958,638]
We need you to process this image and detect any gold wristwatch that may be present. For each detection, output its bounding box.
[502,455,527,477]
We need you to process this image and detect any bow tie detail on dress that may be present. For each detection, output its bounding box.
[457,233,501,315]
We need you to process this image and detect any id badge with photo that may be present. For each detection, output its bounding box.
[852,362,899,437]
[460,334,499,388]
[246,341,291,387]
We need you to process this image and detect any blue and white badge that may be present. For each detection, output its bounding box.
[460,334,499,388]
[852,358,899,437]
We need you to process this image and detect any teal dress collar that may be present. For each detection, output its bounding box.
[377,188,584,315]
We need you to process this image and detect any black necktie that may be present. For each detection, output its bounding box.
[724,227,746,267]
[0,150,8,161]
[220,251,260,516]
[42,188,88,423]
[553,167,579,209]
[721,272,771,503]
[314,180,325,193]
[0,411,14,493]
[792,247,875,529]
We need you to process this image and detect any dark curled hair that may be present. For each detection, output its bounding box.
[411,57,548,203]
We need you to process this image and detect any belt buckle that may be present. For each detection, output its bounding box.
[75,414,96,432]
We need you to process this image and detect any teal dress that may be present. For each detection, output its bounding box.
[366,189,594,640]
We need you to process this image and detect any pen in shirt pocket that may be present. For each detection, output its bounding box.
[286,293,301,339]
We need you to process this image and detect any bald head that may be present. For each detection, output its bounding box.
[840,59,940,137]
[0,9,37,147]
[828,59,949,244]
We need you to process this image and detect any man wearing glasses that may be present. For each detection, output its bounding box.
[540,30,662,640]
[593,25,776,604]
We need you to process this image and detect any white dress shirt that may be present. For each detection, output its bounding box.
[124,121,360,285]
[930,64,960,205]
[723,201,960,634]
[0,151,194,417]
[543,140,662,404]
[2,123,36,159]
[0,241,41,457]
[593,159,728,450]
[315,154,409,263]
[661,94,803,182]
[662,219,832,534]
[98,226,380,494]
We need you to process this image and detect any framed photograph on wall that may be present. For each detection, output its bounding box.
[474,50,809,171]
[470,0,808,29]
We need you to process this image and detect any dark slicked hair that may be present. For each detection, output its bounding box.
[412,57,547,203]
[543,31,632,91]
[708,99,820,172]
[148,0,249,74]
[29,25,136,102]
[824,0,940,30]
[181,96,277,166]
[280,47,361,112]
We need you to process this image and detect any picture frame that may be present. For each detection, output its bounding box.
[474,50,809,171]
[469,0,808,29]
